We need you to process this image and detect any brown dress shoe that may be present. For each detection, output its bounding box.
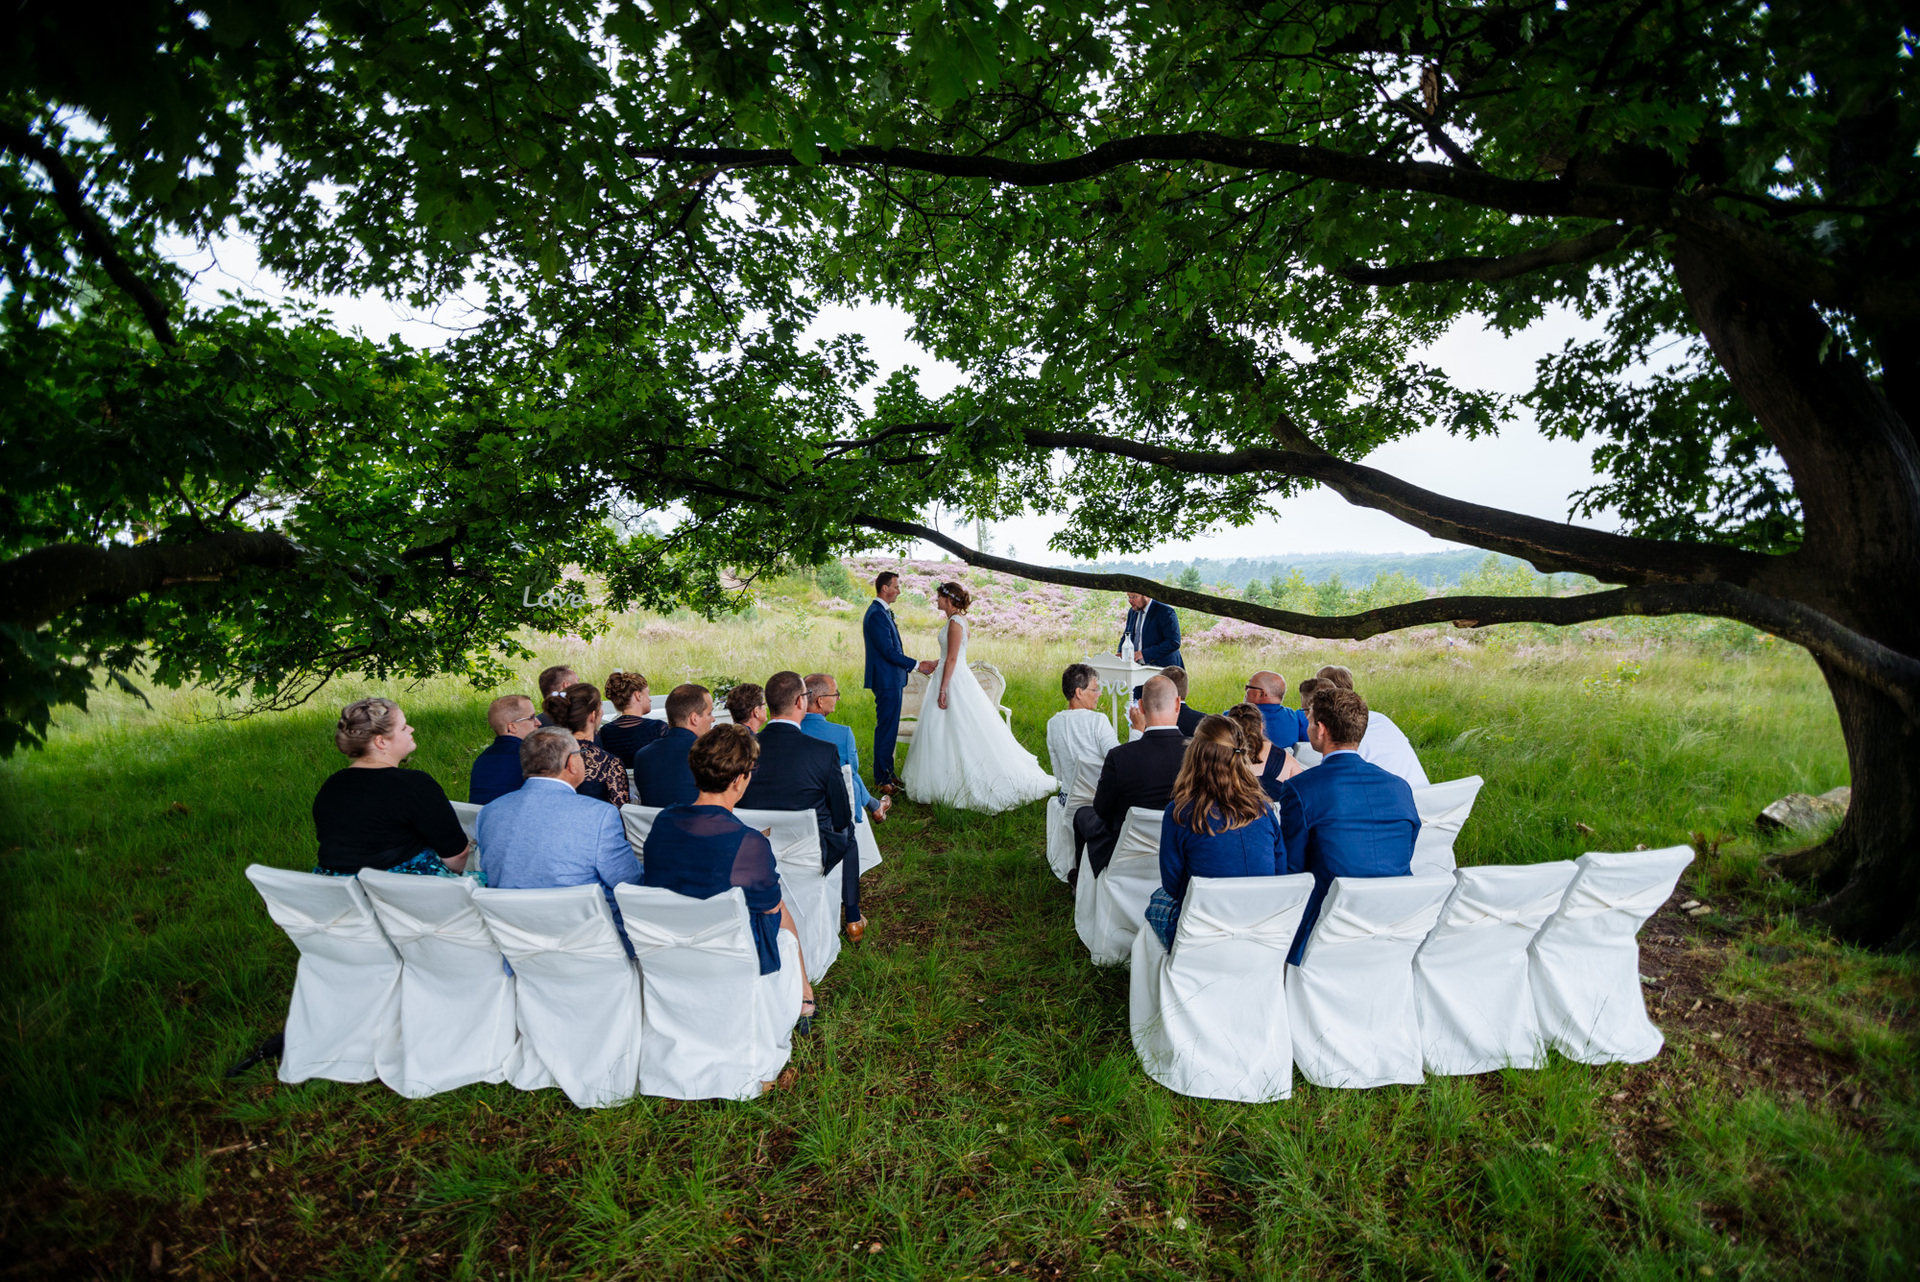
[844,915,868,943]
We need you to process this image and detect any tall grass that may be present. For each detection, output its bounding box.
[2,603,1913,1280]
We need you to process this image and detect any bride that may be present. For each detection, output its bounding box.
[900,581,1060,813]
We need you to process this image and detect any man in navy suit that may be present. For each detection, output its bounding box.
[469,694,540,804]
[631,683,714,807]
[863,571,937,794]
[1277,687,1421,963]
[741,671,865,939]
[1117,590,1183,698]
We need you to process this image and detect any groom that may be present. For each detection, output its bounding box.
[864,571,937,795]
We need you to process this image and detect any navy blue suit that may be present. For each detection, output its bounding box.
[1277,751,1421,964]
[1117,599,1184,670]
[863,597,918,785]
[631,725,700,808]
[739,720,861,920]
[468,735,525,805]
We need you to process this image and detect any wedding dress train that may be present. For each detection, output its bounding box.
[901,617,1058,813]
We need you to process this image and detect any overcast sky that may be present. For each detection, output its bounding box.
[171,234,1614,565]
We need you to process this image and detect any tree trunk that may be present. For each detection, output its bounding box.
[1777,660,1920,951]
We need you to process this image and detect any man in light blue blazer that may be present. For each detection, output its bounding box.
[477,727,642,954]
[1278,688,1420,965]
[863,571,936,794]
[802,673,889,826]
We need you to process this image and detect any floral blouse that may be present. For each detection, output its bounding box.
[575,740,631,808]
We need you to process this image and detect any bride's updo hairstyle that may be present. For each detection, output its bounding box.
[1169,714,1272,835]
[936,581,972,612]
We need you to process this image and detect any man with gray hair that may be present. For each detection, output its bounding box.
[476,726,642,951]
[1072,674,1189,880]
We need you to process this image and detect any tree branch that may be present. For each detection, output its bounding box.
[0,120,178,346]
[1013,425,1783,590]
[1343,223,1645,286]
[856,516,1920,720]
[0,532,301,630]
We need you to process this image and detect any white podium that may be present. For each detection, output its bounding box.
[1085,653,1165,737]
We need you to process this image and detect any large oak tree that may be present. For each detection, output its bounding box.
[3,0,1915,945]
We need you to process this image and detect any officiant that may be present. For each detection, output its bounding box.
[1116,590,1184,698]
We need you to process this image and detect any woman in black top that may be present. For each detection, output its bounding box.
[1226,702,1296,801]
[312,698,472,878]
[547,683,630,806]
[599,670,666,767]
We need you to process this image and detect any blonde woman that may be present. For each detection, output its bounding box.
[898,580,1058,813]
[1143,714,1289,950]
[312,698,472,878]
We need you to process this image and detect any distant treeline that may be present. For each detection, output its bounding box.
[1065,550,1527,590]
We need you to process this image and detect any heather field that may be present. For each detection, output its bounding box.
[2,565,1916,1280]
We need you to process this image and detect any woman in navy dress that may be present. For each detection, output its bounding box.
[1145,714,1289,950]
[600,670,666,767]
[641,724,816,1029]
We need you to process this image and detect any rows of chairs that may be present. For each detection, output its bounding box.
[1055,768,1691,1101]
[248,768,878,1107]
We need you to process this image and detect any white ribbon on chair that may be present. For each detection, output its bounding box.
[1175,902,1299,950]
[1554,879,1674,922]
[1312,900,1443,948]
[623,915,748,956]
[360,899,492,948]
[269,901,381,941]
[1445,887,1573,931]
[483,912,629,962]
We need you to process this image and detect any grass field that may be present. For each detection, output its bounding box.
[2,599,1916,1280]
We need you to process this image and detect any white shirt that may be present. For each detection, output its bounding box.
[1047,707,1120,798]
[1356,711,1429,788]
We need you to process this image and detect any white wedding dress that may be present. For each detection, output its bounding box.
[901,616,1058,813]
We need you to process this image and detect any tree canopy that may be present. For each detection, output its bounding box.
[3,0,1916,942]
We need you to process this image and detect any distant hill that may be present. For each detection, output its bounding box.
[1064,550,1524,589]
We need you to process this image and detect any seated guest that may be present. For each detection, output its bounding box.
[1145,715,1289,950]
[1075,675,1189,880]
[313,697,471,878]
[644,725,816,1030]
[726,682,770,732]
[740,671,863,940]
[800,673,888,824]
[1245,670,1310,749]
[545,683,629,806]
[1226,702,1299,800]
[469,694,540,804]
[632,683,714,807]
[477,727,641,951]
[1047,663,1119,800]
[1279,687,1421,962]
[1162,665,1207,737]
[533,664,578,726]
[599,670,665,767]
[1312,665,1430,787]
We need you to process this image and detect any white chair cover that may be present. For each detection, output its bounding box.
[1293,739,1321,767]
[449,800,485,878]
[615,885,802,1100]
[245,866,402,1086]
[1530,846,1692,1064]
[357,870,517,1097]
[621,803,664,858]
[1045,759,1100,884]
[1286,874,1455,1088]
[843,765,882,875]
[1086,807,1165,965]
[1129,873,1316,1102]
[1408,776,1485,876]
[470,885,643,1108]
[1413,862,1577,1075]
[735,807,841,984]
